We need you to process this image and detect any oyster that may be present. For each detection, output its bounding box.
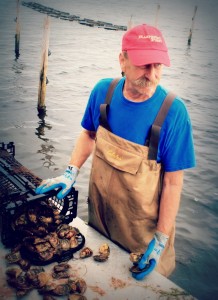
[16,289,30,297]
[65,229,76,239]
[7,269,33,295]
[93,243,110,262]
[39,216,53,224]
[52,262,70,279]
[35,241,51,253]
[93,254,109,262]
[51,283,71,296]
[5,250,21,263]
[31,226,48,237]
[53,262,70,273]
[68,295,87,300]
[26,267,45,281]
[99,243,110,256]
[52,271,69,279]
[6,267,22,279]
[27,271,50,288]
[38,283,57,294]
[14,213,27,226]
[37,272,51,288]
[47,232,59,248]
[129,264,150,274]
[70,237,78,248]
[27,209,37,223]
[18,258,31,270]
[68,278,87,294]
[129,252,143,263]
[38,249,55,261]
[79,247,93,259]
[57,224,70,238]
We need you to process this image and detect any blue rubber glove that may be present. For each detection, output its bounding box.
[131,231,169,280]
[35,165,79,199]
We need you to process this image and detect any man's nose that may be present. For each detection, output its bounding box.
[144,64,156,78]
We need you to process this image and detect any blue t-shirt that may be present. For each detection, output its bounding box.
[81,78,196,172]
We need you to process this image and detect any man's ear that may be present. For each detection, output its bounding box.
[119,52,126,73]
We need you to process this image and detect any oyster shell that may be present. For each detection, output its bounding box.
[59,239,71,251]
[47,232,59,248]
[93,243,110,262]
[14,213,27,226]
[129,252,143,263]
[99,243,110,256]
[51,283,71,296]
[68,295,87,300]
[68,278,87,294]
[27,209,37,223]
[52,271,69,279]
[93,254,109,262]
[27,270,50,288]
[37,272,51,288]
[18,258,31,270]
[53,262,70,273]
[70,237,79,248]
[5,250,21,263]
[38,249,55,261]
[6,267,22,279]
[129,264,150,273]
[79,247,93,259]
[35,241,51,253]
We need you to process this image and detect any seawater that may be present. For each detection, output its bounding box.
[0,0,217,299]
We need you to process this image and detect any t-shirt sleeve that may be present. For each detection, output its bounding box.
[158,98,196,172]
[81,93,96,131]
[81,79,113,131]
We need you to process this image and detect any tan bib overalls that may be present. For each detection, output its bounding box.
[88,79,176,277]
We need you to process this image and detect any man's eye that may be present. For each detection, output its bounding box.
[154,63,162,68]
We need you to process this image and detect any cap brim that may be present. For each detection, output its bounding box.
[127,49,170,67]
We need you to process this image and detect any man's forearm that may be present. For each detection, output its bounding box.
[69,129,96,169]
[157,170,184,236]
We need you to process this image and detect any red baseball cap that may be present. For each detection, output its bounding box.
[122,24,170,67]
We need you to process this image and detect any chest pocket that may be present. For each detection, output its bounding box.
[95,133,143,175]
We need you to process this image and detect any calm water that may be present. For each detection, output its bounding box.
[0,0,218,299]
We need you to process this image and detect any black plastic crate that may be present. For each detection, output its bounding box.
[0,143,84,259]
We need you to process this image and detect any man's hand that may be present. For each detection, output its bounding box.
[131,231,169,280]
[35,165,79,199]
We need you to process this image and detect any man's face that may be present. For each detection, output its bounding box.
[120,52,163,100]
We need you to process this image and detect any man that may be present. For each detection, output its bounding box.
[36,24,195,279]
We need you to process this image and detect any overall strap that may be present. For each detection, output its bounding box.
[99,78,121,131]
[148,92,176,160]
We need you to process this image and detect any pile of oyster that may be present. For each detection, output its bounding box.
[9,200,84,264]
[6,262,87,299]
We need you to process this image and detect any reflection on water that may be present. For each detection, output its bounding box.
[35,113,56,169]
[35,112,52,142]
[37,143,56,169]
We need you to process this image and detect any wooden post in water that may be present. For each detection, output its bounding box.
[128,14,133,30]
[38,16,50,115]
[154,4,160,27]
[15,0,20,59]
[188,6,198,46]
